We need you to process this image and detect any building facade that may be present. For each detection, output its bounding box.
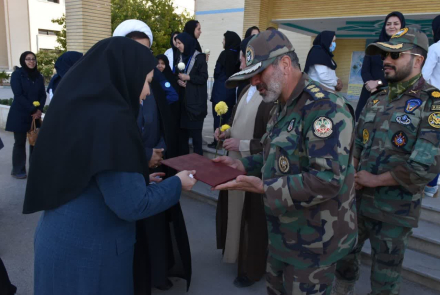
[0,0,65,71]
[196,0,440,96]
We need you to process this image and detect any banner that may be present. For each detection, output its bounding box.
[347,51,365,100]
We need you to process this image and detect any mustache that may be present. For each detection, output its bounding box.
[383,64,396,71]
[256,83,266,91]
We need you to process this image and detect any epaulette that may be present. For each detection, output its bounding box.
[304,82,330,101]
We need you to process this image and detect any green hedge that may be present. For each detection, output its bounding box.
[0,98,49,113]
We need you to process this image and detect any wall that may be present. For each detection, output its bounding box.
[279,28,311,70]
[332,39,366,93]
[196,0,245,77]
[28,0,65,52]
[270,0,440,20]
[65,0,111,53]
[4,0,31,69]
[0,0,8,69]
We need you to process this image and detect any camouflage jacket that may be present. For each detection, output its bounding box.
[355,77,440,228]
[241,74,357,267]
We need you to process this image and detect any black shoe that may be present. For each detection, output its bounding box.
[233,275,255,288]
[12,173,27,179]
[155,278,173,291]
[207,142,217,149]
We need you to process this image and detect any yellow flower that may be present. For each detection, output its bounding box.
[33,101,40,107]
[215,101,228,116]
[220,124,231,132]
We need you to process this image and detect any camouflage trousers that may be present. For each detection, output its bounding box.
[335,215,412,295]
[266,254,336,295]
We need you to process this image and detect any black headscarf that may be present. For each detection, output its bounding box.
[378,12,406,42]
[240,36,253,56]
[47,51,83,94]
[176,32,197,67]
[433,15,440,43]
[245,26,260,39]
[184,20,202,52]
[156,54,178,91]
[23,37,157,214]
[19,51,39,81]
[304,31,337,73]
[170,31,180,70]
[217,31,241,77]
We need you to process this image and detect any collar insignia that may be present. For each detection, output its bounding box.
[287,119,295,132]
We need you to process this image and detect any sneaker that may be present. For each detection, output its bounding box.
[12,173,27,179]
[424,185,438,198]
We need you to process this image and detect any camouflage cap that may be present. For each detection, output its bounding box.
[225,30,294,88]
[366,27,429,56]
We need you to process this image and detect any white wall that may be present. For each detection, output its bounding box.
[195,0,244,77]
[28,0,65,52]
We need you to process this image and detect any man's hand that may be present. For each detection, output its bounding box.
[149,148,164,168]
[212,156,245,172]
[178,80,187,88]
[214,128,227,141]
[335,79,343,92]
[149,172,166,183]
[178,73,190,81]
[223,138,240,152]
[355,170,378,188]
[214,175,264,193]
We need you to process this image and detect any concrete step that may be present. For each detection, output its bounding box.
[361,240,440,292]
[421,197,440,225]
[410,220,440,259]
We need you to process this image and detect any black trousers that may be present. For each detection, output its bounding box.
[12,132,33,175]
[178,128,203,156]
[0,258,16,295]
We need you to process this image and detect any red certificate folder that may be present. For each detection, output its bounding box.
[161,153,246,187]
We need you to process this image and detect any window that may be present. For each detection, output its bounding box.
[38,29,59,36]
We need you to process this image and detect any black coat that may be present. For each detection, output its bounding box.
[6,68,46,133]
[211,59,237,106]
[180,53,208,129]
[355,54,387,119]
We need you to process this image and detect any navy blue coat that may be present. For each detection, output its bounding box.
[6,68,46,133]
[34,171,181,295]
[211,60,237,107]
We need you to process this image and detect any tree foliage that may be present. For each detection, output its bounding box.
[111,0,193,55]
[36,50,60,83]
[52,14,67,53]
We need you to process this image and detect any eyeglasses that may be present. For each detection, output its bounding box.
[25,58,36,62]
[380,52,422,61]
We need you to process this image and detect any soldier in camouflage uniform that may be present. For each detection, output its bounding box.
[334,27,440,295]
[214,30,358,295]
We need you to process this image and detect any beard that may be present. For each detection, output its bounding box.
[384,59,414,83]
[256,67,283,103]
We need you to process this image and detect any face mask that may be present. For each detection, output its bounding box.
[329,42,336,52]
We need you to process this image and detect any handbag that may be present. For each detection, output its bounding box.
[27,118,39,146]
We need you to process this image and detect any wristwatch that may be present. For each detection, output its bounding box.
[377,80,383,86]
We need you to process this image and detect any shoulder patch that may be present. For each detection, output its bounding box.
[429,89,440,99]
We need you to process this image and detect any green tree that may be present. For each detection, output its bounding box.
[111,0,193,54]
[36,50,60,83]
[52,14,67,52]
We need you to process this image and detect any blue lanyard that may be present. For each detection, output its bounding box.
[184,54,193,73]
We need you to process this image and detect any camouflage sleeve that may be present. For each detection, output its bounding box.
[240,153,264,177]
[354,99,369,160]
[264,98,354,214]
[390,99,440,193]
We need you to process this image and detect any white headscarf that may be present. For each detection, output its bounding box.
[113,19,153,46]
